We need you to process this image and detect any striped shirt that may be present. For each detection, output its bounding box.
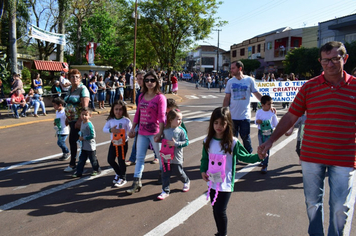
[289,71,356,168]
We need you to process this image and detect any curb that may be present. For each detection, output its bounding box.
[0,94,181,129]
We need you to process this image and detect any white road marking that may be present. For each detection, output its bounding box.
[185,95,199,99]
[0,135,206,212]
[186,113,210,119]
[182,111,205,117]
[144,132,298,236]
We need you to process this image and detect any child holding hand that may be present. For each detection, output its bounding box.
[201,107,264,236]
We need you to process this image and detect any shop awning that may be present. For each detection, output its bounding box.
[33,60,69,72]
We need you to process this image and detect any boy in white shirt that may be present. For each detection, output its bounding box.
[255,95,278,174]
[52,98,70,161]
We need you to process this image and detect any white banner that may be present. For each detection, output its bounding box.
[250,80,307,103]
[29,25,66,45]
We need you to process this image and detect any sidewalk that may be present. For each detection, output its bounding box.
[0,93,182,129]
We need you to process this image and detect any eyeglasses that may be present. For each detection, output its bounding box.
[70,75,81,79]
[144,78,156,83]
[320,56,343,65]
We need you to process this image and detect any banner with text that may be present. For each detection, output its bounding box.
[29,25,66,45]
[250,80,307,103]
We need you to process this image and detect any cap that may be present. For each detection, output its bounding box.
[89,69,93,72]
[60,71,66,75]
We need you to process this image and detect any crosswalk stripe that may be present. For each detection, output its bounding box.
[182,111,205,116]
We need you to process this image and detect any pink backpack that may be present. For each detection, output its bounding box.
[207,153,227,206]
[160,139,175,172]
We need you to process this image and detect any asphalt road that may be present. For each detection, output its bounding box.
[1,80,356,236]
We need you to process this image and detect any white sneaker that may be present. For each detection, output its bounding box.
[183,181,190,192]
[114,179,127,187]
[113,174,119,184]
[157,191,169,200]
[64,166,76,173]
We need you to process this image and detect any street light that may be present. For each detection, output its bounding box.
[212,29,221,73]
[132,0,140,105]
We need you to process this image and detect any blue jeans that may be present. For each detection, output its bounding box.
[301,161,356,236]
[33,101,46,115]
[134,134,161,178]
[232,119,252,153]
[258,131,269,166]
[90,93,96,110]
[109,90,115,106]
[12,103,28,117]
[128,126,139,163]
[57,134,69,154]
[97,91,105,101]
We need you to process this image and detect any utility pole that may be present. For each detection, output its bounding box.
[213,29,221,73]
[132,0,139,104]
[9,0,17,73]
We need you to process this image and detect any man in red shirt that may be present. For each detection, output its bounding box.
[259,41,356,235]
[11,89,28,118]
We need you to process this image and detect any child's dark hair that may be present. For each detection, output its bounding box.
[261,95,272,105]
[81,107,91,115]
[90,77,96,82]
[204,107,233,154]
[52,97,66,106]
[165,108,181,129]
[107,100,130,120]
[167,98,178,109]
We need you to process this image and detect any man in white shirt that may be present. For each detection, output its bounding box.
[59,71,71,98]
[223,61,263,153]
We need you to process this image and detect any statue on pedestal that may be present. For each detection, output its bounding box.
[86,39,100,65]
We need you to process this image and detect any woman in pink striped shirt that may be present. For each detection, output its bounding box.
[126,70,167,194]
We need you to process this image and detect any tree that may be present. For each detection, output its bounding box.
[345,41,356,74]
[7,0,17,73]
[68,0,102,64]
[138,0,224,86]
[283,47,320,79]
[29,0,58,60]
[56,0,70,61]
[240,59,261,75]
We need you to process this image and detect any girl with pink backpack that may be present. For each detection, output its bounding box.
[200,107,265,236]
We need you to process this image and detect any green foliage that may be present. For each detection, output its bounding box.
[0,53,10,82]
[283,47,321,79]
[138,0,224,72]
[21,67,31,84]
[345,41,356,74]
[240,59,261,74]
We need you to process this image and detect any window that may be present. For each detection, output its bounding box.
[266,42,272,50]
[322,37,334,45]
[257,44,261,53]
[240,48,245,56]
[201,57,214,65]
[232,50,237,57]
[252,46,255,54]
[293,39,300,47]
[345,33,356,43]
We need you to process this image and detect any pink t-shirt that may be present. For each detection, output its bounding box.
[134,93,167,135]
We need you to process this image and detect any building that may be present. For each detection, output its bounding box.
[230,27,290,63]
[264,26,318,73]
[318,13,356,47]
[187,45,226,73]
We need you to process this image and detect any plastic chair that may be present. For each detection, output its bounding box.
[6,98,14,117]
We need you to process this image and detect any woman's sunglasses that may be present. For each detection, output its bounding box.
[144,78,156,83]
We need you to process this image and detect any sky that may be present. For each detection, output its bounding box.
[199,0,356,51]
